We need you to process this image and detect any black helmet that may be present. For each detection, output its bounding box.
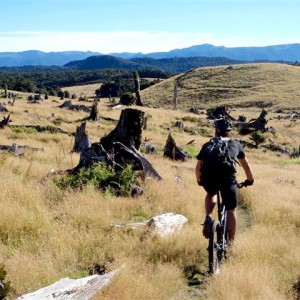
[214,118,232,133]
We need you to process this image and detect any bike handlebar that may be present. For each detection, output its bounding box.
[237,179,254,188]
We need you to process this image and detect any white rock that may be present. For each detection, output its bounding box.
[147,213,188,237]
[17,269,119,300]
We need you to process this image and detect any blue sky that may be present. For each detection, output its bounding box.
[1,0,299,53]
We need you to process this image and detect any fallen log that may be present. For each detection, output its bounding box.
[0,143,44,155]
[234,109,268,134]
[59,100,91,113]
[112,142,163,180]
[16,269,120,300]
[9,125,74,136]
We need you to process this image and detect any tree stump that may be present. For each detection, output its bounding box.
[88,98,99,121]
[163,133,188,161]
[72,121,91,153]
[0,103,8,112]
[133,71,143,106]
[100,108,145,151]
[72,143,112,173]
[208,106,236,120]
[0,114,11,127]
[69,108,163,181]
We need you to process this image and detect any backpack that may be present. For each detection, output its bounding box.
[201,137,237,179]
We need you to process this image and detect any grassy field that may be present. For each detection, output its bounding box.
[141,63,300,110]
[0,63,299,299]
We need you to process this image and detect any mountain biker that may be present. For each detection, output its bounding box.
[195,118,254,243]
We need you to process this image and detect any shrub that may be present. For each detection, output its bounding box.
[120,92,136,105]
[63,90,71,99]
[250,130,265,148]
[11,126,38,134]
[290,145,300,158]
[0,263,10,299]
[55,163,140,196]
[57,90,64,100]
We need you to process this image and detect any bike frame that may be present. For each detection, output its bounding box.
[217,191,228,259]
[208,191,229,274]
[208,182,246,274]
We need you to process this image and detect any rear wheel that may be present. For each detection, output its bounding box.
[208,220,221,274]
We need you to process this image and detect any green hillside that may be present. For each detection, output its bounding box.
[65,54,242,73]
[141,63,300,110]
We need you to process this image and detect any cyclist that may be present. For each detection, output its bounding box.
[195,118,254,243]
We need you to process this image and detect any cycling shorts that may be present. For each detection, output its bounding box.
[203,182,238,210]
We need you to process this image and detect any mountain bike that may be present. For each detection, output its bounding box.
[208,182,246,274]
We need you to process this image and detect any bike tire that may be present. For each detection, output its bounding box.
[208,219,221,274]
[222,212,230,260]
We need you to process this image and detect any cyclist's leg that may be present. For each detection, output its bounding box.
[205,192,217,216]
[220,183,238,243]
[202,185,218,238]
[227,209,237,243]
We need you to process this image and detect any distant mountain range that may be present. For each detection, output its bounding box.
[0,43,299,67]
[0,50,100,67]
[64,55,242,74]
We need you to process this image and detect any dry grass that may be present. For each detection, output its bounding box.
[0,63,299,299]
[61,83,101,99]
[141,63,300,110]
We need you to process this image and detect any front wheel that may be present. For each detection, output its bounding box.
[208,219,221,274]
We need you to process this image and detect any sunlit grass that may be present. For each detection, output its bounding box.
[0,65,300,299]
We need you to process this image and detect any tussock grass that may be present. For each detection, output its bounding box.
[1,64,300,299]
[96,259,186,300]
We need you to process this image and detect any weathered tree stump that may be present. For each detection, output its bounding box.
[174,121,184,129]
[0,114,11,127]
[69,108,163,181]
[72,121,91,153]
[100,108,145,151]
[208,106,236,120]
[133,71,143,106]
[163,133,188,161]
[88,98,99,121]
[173,82,178,109]
[0,103,8,112]
[72,143,112,173]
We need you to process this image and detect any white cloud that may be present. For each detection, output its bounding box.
[0,31,212,53]
[0,31,297,53]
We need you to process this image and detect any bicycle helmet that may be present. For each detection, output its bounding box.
[214,118,232,134]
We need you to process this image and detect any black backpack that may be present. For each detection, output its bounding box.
[201,137,237,178]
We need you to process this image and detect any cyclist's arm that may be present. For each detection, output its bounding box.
[195,160,203,184]
[238,157,254,182]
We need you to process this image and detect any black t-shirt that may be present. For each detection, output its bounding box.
[196,138,245,161]
[196,138,245,185]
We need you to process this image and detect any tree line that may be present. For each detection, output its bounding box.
[0,66,170,97]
